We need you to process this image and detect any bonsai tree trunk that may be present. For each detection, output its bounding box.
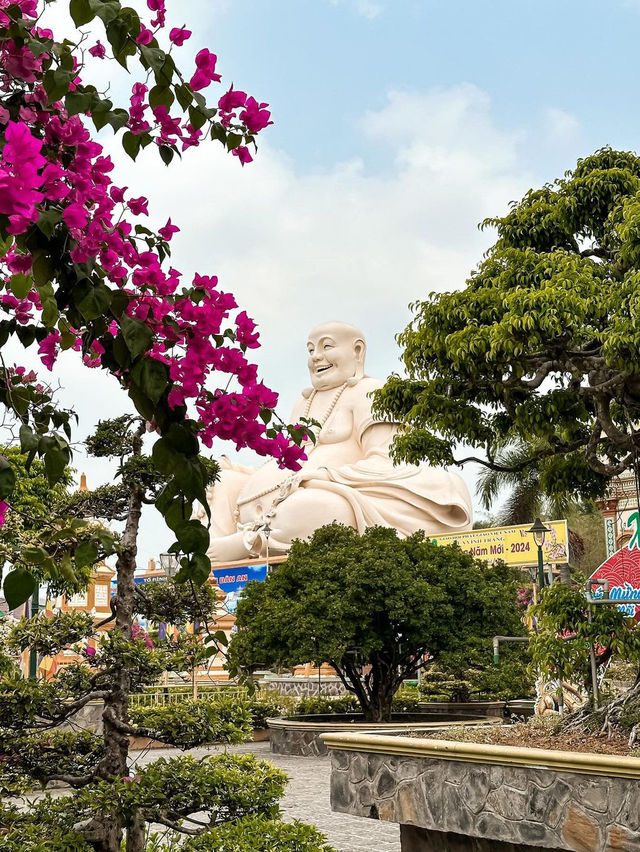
[84,427,145,852]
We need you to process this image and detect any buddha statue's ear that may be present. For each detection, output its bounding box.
[347,337,366,386]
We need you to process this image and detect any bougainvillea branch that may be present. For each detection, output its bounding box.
[0,0,306,602]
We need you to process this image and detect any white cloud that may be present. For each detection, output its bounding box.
[326,0,385,18]
[5,83,567,565]
[544,107,580,141]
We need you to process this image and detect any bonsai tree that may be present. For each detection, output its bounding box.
[530,583,640,737]
[228,523,526,722]
[373,148,640,502]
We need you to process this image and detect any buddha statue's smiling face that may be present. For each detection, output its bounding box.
[307,322,366,391]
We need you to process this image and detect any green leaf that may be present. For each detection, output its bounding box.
[41,298,59,327]
[149,85,174,109]
[164,422,199,456]
[110,290,130,318]
[69,0,95,26]
[32,252,53,287]
[10,387,29,417]
[152,438,179,475]
[187,552,211,585]
[164,498,193,532]
[65,89,93,116]
[43,68,73,102]
[0,456,16,499]
[128,384,155,420]
[131,358,168,404]
[159,145,174,167]
[105,16,129,56]
[75,540,99,568]
[90,96,114,131]
[120,315,153,359]
[44,446,69,486]
[140,45,166,73]
[76,282,112,321]
[37,208,62,238]
[19,424,39,453]
[21,547,49,565]
[175,83,193,110]
[89,0,119,23]
[226,132,243,151]
[189,104,208,131]
[9,274,31,299]
[175,520,210,555]
[104,108,129,132]
[3,569,36,610]
[122,131,141,161]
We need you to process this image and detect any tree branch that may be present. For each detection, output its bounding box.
[43,770,97,788]
[594,396,631,447]
[580,247,610,260]
[145,815,201,836]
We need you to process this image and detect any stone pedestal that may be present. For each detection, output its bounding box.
[323,732,640,852]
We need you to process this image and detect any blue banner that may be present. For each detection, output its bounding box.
[211,564,268,613]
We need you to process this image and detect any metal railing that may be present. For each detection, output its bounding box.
[129,685,248,707]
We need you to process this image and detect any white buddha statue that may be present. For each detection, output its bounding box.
[200,321,472,563]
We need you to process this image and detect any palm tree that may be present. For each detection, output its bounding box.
[475,440,590,526]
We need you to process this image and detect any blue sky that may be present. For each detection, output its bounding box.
[20,0,640,564]
[205,0,640,179]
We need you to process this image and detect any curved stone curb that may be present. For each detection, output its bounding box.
[267,716,497,757]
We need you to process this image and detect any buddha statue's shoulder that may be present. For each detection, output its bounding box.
[345,376,385,420]
[348,376,385,400]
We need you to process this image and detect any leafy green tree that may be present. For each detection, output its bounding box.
[228,524,526,722]
[374,148,640,500]
[0,445,112,609]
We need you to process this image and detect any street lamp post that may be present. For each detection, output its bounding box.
[263,523,272,569]
[528,518,551,594]
[159,553,181,699]
[28,584,40,681]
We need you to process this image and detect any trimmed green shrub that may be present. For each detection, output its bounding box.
[391,684,421,712]
[130,695,252,748]
[419,643,535,703]
[296,695,358,715]
[249,690,298,729]
[181,814,338,851]
[0,799,92,852]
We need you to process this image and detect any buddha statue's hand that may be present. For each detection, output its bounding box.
[275,472,303,501]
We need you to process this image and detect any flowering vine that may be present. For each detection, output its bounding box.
[0,0,305,603]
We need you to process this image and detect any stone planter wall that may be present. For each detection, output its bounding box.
[260,676,348,697]
[268,716,495,758]
[324,733,640,851]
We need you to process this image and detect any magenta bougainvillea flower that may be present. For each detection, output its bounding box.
[88,40,106,58]
[169,27,191,46]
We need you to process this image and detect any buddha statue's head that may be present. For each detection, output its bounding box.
[307,321,366,391]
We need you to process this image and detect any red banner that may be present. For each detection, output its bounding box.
[590,546,640,620]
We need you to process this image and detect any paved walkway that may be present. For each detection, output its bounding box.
[130,740,400,852]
